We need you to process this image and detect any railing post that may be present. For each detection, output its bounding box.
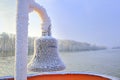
[15,0,28,80]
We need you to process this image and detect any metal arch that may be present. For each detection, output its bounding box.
[29,0,51,36]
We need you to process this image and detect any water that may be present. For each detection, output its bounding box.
[0,49,120,78]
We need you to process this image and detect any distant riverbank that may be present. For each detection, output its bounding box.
[0,32,106,57]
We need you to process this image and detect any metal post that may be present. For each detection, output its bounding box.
[15,0,28,80]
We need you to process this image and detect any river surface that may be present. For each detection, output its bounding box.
[0,49,120,78]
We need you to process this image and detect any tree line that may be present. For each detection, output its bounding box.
[58,40,106,52]
[0,33,106,57]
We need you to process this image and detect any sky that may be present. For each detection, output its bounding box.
[0,0,120,47]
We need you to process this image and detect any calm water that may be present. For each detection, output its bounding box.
[0,49,120,78]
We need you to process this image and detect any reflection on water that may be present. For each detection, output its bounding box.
[0,49,120,78]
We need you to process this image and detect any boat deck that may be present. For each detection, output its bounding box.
[7,74,110,80]
[1,72,119,80]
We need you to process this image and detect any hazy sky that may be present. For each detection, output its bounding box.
[0,0,120,47]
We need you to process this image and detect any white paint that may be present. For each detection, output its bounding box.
[15,0,28,80]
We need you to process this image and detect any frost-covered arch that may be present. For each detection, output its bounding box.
[29,0,51,36]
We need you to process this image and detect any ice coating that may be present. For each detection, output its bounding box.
[27,0,65,72]
[16,0,51,79]
[28,37,65,72]
[15,0,29,80]
[29,0,51,36]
